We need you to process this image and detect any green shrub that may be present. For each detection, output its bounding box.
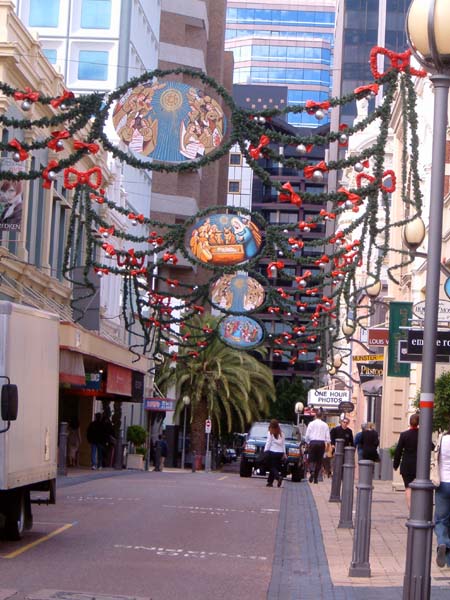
[389,444,397,459]
[126,425,147,447]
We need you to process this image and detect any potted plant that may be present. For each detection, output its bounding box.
[126,425,147,470]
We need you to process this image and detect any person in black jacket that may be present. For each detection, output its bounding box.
[360,422,380,462]
[86,412,108,470]
[330,416,354,448]
[393,413,419,509]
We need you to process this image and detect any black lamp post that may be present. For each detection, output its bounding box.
[404,2,450,597]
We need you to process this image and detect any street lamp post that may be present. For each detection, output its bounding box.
[181,395,190,469]
[404,2,450,597]
[295,401,304,439]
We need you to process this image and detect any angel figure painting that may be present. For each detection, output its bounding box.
[218,315,264,350]
[187,213,262,266]
[210,274,265,313]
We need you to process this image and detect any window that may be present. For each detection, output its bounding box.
[43,49,57,64]
[29,0,60,27]
[81,0,111,29]
[229,153,241,166]
[78,50,109,80]
[228,181,240,193]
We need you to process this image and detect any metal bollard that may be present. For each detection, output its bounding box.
[192,450,196,473]
[339,446,356,528]
[348,459,374,577]
[58,421,68,476]
[329,438,345,502]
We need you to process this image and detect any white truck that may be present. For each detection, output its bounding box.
[0,302,59,540]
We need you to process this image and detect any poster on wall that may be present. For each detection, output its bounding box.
[0,160,23,232]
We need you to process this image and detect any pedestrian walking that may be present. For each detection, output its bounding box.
[305,408,331,484]
[434,424,450,568]
[159,434,168,471]
[330,416,354,448]
[360,422,380,462]
[86,412,107,470]
[393,413,419,510]
[264,419,286,488]
[354,423,367,461]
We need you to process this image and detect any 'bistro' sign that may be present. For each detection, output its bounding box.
[413,299,450,321]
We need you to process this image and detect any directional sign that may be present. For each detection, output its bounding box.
[339,401,355,413]
[353,354,384,362]
[398,340,450,364]
[205,419,212,434]
[407,329,450,356]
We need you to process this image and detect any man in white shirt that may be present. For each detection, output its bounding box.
[305,407,331,483]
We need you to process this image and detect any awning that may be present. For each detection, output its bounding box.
[59,349,86,386]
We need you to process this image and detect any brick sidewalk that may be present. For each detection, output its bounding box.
[268,477,450,599]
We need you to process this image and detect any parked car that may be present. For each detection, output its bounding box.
[225,448,237,462]
[239,421,304,482]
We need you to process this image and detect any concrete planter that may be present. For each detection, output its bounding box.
[126,453,144,470]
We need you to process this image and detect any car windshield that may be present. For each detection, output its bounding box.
[249,422,296,440]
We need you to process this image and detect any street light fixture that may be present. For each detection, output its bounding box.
[342,320,356,338]
[404,2,450,597]
[365,276,382,299]
[181,395,190,470]
[403,216,426,251]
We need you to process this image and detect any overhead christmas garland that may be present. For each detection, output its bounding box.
[0,47,425,370]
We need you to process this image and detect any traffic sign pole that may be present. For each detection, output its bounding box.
[205,417,212,472]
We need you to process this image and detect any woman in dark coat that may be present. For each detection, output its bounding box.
[393,413,419,509]
[360,422,380,462]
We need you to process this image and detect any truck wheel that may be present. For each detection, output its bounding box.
[239,460,253,478]
[291,465,302,483]
[5,492,25,541]
[24,491,33,530]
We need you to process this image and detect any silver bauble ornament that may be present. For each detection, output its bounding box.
[48,170,57,181]
[60,103,67,111]
[258,116,266,124]
[131,219,138,226]
[56,139,64,150]
[315,108,325,120]
[97,271,104,278]
[296,143,306,155]
[21,99,32,111]
[345,200,354,209]
[102,232,110,239]
[12,152,21,163]
[354,162,364,173]
[339,133,348,145]
[312,170,324,183]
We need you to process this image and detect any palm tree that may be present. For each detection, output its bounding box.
[156,315,275,457]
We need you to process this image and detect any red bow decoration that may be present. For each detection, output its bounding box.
[99,226,115,237]
[47,130,71,151]
[117,248,145,268]
[42,160,59,189]
[90,192,105,204]
[73,140,100,154]
[267,261,284,277]
[296,301,308,310]
[277,287,289,299]
[354,83,379,97]
[193,305,204,314]
[50,90,74,108]
[337,187,363,210]
[288,238,304,250]
[319,209,336,220]
[94,267,109,276]
[268,306,280,314]
[304,161,328,179]
[369,47,427,80]
[64,166,102,190]
[102,243,116,257]
[298,220,317,232]
[305,100,331,114]
[202,326,213,334]
[381,169,396,193]
[338,124,349,147]
[128,213,145,224]
[330,231,346,244]
[13,87,40,103]
[279,182,302,207]
[163,252,178,265]
[249,135,270,159]
[167,279,179,288]
[8,139,28,161]
[314,254,330,267]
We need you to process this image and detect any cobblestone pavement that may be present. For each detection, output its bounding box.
[268,477,450,599]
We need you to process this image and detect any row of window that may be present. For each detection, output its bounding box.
[43,48,109,80]
[226,8,335,28]
[28,0,111,29]
[225,29,334,45]
[234,67,331,86]
[231,45,331,64]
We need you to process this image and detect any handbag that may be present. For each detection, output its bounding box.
[430,434,443,487]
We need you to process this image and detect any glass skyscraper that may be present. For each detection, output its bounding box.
[225,1,336,128]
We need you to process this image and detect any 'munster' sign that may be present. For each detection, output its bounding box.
[307,389,350,409]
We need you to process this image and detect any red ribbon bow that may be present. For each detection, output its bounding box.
[42,160,59,189]
[13,87,40,103]
[64,166,102,190]
[128,213,145,224]
[102,243,116,257]
[353,83,379,97]
[249,135,270,159]
[304,161,328,179]
[47,130,71,151]
[338,187,362,209]
[8,139,28,161]
[305,100,331,114]
[117,249,145,268]
[369,47,427,80]
[94,267,109,276]
[50,90,74,109]
[73,140,100,154]
[267,261,284,277]
[279,182,302,207]
[163,252,178,265]
[99,226,115,237]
